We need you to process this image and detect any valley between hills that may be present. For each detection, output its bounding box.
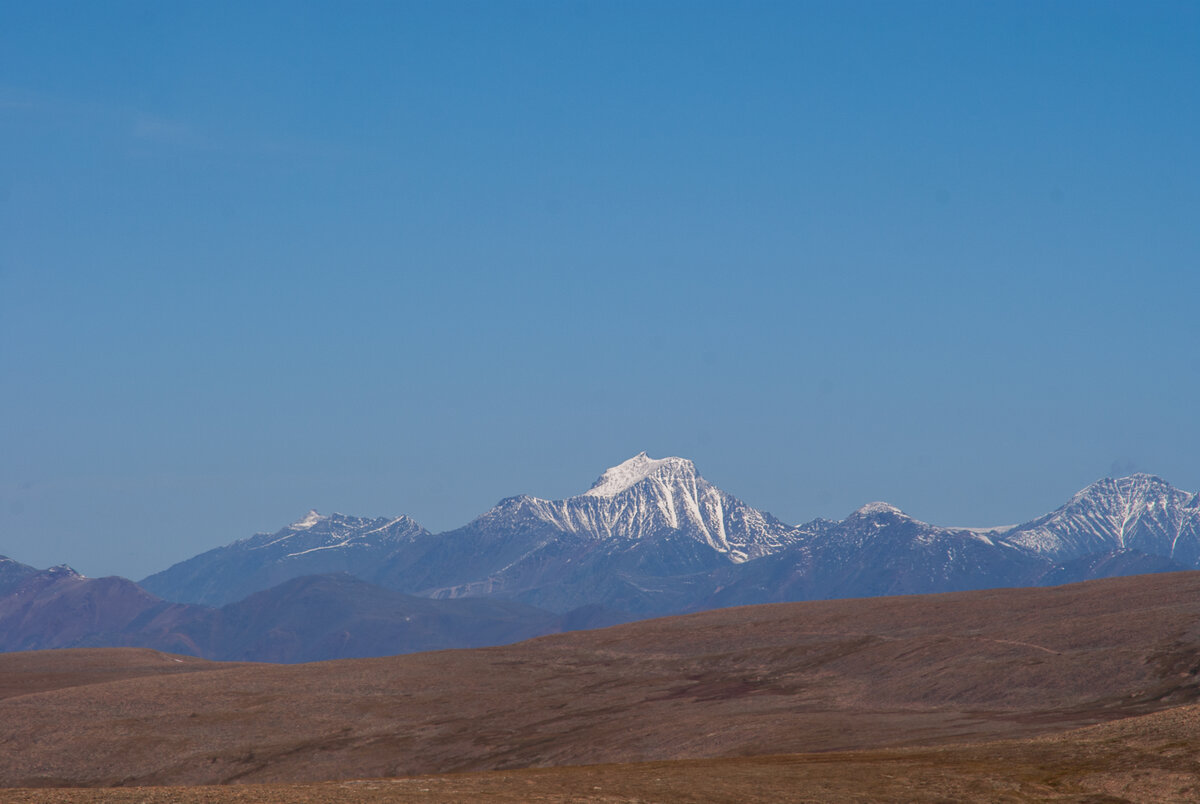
[3,572,1200,801]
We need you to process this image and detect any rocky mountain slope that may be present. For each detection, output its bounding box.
[141,512,431,606]
[1002,473,1200,563]
[0,556,38,596]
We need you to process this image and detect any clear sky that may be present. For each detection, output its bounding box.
[2,1,1197,579]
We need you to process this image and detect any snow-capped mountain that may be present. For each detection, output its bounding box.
[141,511,430,606]
[138,453,797,615]
[795,502,1033,593]
[999,474,1200,565]
[480,452,797,562]
[371,453,799,615]
[7,459,1200,660]
[704,502,1044,608]
[548,452,797,561]
[137,456,1200,619]
[757,475,1200,602]
[771,475,1200,601]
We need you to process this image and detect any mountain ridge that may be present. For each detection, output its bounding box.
[141,511,431,606]
[136,454,1200,618]
[0,567,577,662]
[7,455,1200,663]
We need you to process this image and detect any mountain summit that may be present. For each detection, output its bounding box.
[848,501,911,520]
[367,453,800,614]
[1002,473,1200,564]
[582,452,698,497]
[501,452,797,563]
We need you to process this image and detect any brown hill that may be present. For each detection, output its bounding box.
[3,572,1200,788]
[5,703,1200,803]
[0,648,246,701]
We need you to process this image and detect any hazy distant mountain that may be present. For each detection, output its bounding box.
[1001,474,1200,564]
[707,475,1200,606]
[0,566,200,653]
[0,567,569,662]
[372,452,801,615]
[182,573,565,663]
[702,502,1046,608]
[141,511,431,606]
[6,459,1200,661]
[0,556,38,597]
[136,457,1200,621]
[140,453,799,616]
[1035,549,1190,587]
[396,468,1200,611]
[791,502,1033,597]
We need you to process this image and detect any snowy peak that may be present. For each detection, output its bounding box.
[1002,473,1200,563]
[290,509,324,530]
[849,501,908,519]
[1061,474,1190,530]
[1072,473,1173,503]
[582,452,698,498]
[466,453,800,566]
[45,564,83,579]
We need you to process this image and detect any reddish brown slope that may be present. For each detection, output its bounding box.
[3,572,1200,788]
[7,704,1200,804]
[0,648,244,700]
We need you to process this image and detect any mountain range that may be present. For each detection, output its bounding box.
[141,453,1200,610]
[4,453,1199,660]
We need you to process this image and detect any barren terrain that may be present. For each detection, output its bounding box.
[4,573,1200,798]
[4,705,1200,803]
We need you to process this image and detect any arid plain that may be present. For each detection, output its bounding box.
[4,572,1200,802]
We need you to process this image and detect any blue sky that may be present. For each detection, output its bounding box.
[2,1,1197,579]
